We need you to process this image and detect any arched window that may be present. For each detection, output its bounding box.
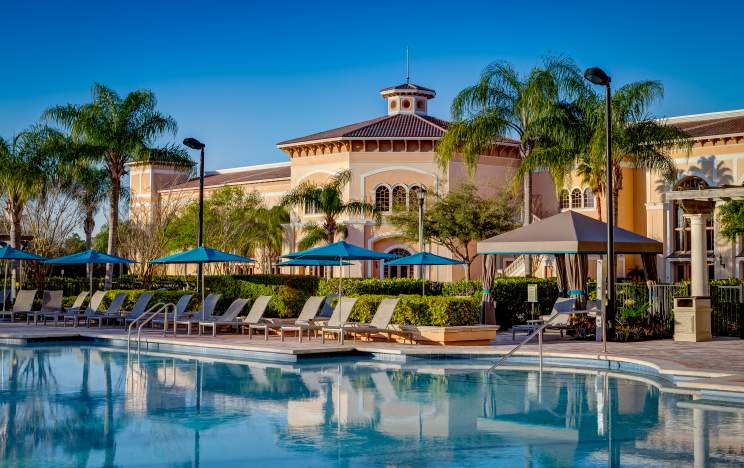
[571,189,582,208]
[560,190,570,209]
[375,186,390,212]
[384,248,413,278]
[392,186,407,211]
[408,185,426,210]
[583,188,595,208]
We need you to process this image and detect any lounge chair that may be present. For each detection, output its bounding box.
[27,290,63,325]
[513,297,576,339]
[79,293,127,328]
[0,288,9,309]
[279,296,326,342]
[320,297,359,344]
[197,298,249,336]
[44,291,89,325]
[238,296,273,339]
[63,291,105,327]
[113,292,154,327]
[0,290,37,322]
[345,298,413,343]
[172,293,219,334]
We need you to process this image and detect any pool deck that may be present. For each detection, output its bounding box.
[2,323,744,396]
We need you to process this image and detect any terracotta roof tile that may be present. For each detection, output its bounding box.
[165,165,290,191]
[380,82,436,94]
[670,116,744,138]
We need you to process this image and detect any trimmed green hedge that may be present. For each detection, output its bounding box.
[491,278,559,329]
[318,277,442,296]
[100,289,198,311]
[347,294,479,326]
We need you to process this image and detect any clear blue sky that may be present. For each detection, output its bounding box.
[2,0,743,171]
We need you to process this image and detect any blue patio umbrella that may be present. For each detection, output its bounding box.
[45,249,136,296]
[0,245,47,312]
[274,258,352,267]
[385,252,465,295]
[281,241,398,295]
[149,246,255,318]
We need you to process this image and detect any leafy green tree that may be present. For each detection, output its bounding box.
[719,200,744,241]
[64,162,109,249]
[255,205,290,273]
[0,126,61,287]
[388,184,519,280]
[281,170,381,250]
[44,83,191,287]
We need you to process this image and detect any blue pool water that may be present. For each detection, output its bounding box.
[0,343,743,467]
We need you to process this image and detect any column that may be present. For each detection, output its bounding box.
[685,213,710,297]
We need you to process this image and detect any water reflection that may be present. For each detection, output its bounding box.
[1,345,743,467]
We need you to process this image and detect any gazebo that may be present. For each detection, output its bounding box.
[476,211,663,320]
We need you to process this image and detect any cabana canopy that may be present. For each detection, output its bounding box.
[477,211,662,255]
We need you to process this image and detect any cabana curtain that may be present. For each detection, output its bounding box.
[480,254,497,325]
[641,254,659,283]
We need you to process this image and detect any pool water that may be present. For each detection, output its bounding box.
[1,344,743,467]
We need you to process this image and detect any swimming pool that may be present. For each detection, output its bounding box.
[1,343,743,467]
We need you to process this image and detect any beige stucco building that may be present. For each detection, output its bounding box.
[129,76,744,283]
[129,81,552,280]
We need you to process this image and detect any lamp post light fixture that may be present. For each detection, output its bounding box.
[183,137,206,301]
[584,67,613,353]
[417,188,427,282]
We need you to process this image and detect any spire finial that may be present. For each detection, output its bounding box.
[405,47,410,84]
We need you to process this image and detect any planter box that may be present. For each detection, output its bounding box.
[384,325,500,345]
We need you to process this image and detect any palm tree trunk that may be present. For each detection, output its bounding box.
[523,170,533,277]
[595,193,602,220]
[326,226,335,279]
[84,205,95,279]
[8,201,22,298]
[105,174,121,289]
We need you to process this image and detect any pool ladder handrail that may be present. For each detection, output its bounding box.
[487,312,565,373]
[127,302,176,350]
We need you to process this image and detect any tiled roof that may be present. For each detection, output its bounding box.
[277,114,450,145]
[670,115,744,138]
[380,82,436,94]
[165,165,290,191]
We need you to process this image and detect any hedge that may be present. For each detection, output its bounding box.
[346,294,479,326]
[491,278,559,329]
[317,277,442,296]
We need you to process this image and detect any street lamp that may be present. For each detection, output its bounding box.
[584,67,613,353]
[183,137,206,300]
[417,188,427,281]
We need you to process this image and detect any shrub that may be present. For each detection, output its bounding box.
[441,280,482,300]
[346,294,479,326]
[491,277,559,329]
[100,289,198,311]
[318,277,441,296]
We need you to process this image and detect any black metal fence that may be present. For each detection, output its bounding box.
[710,285,743,337]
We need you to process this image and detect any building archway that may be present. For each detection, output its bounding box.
[384,248,413,278]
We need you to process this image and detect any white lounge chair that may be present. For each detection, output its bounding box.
[27,290,63,325]
[320,298,359,344]
[239,296,274,339]
[172,293,219,334]
[63,291,105,327]
[44,291,88,325]
[113,292,154,327]
[345,298,413,343]
[279,296,326,342]
[0,290,37,322]
[198,298,249,336]
[80,293,128,327]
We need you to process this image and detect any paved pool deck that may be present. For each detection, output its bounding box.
[1,323,743,396]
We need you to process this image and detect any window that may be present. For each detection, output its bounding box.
[560,190,570,209]
[384,248,413,278]
[375,186,390,212]
[672,176,713,253]
[402,99,411,109]
[304,201,318,215]
[583,188,595,208]
[571,189,582,208]
[408,185,425,210]
[392,186,407,211]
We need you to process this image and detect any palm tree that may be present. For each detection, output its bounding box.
[524,81,691,225]
[437,56,585,275]
[255,206,290,273]
[0,126,60,288]
[280,170,381,251]
[43,83,190,287]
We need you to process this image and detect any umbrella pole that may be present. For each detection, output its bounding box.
[2,262,7,313]
[422,265,425,296]
[89,263,94,297]
[201,263,205,320]
[338,258,342,297]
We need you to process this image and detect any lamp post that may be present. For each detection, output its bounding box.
[417,188,427,289]
[183,137,206,302]
[584,67,613,353]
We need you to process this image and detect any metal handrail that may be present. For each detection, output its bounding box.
[488,312,566,372]
[126,302,175,349]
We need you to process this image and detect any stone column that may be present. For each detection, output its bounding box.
[685,213,710,297]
